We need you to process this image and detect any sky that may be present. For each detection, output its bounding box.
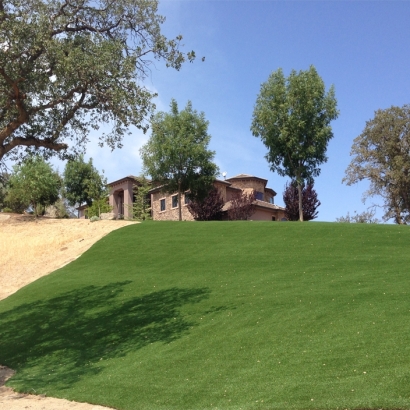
[51,1,410,221]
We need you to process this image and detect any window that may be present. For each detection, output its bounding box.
[172,195,178,208]
[184,193,190,205]
[160,198,166,212]
[255,191,264,200]
[269,197,274,204]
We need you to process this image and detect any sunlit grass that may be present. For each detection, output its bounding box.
[1,221,410,410]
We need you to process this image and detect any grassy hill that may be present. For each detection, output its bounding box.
[1,221,410,410]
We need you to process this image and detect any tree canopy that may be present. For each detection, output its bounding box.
[251,65,338,221]
[6,156,61,216]
[63,155,107,207]
[140,99,218,221]
[0,0,196,163]
[343,105,410,224]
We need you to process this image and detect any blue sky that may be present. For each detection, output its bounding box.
[62,1,410,221]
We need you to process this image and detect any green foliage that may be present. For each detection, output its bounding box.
[63,156,107,207]
[6,156,61,216]
[89,215,100,222]
[343,104,410,224]
[251,66,338,221]
[140,99,218,220]
[87,198,112,218]
[1,222,410,409]
[132,175,151,221]
[0,171,9,210]
[0,0,197,162]
[336,209,380,224]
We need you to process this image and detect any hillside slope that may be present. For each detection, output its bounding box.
[1,222,409,410]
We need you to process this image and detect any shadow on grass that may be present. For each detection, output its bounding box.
[0,282,210,392]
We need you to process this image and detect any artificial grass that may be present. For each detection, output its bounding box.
[0,221,410,410]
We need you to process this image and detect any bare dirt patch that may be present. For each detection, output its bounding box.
[0,214,136,410]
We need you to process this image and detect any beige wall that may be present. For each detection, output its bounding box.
[250,208,287,221]
[228,178,265,194]
[151,191,194,221]
[109,179,134,219]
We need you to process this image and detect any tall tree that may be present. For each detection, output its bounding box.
[283,181,321,221]
[251,66,338,221]
[6,156,61,217]
[140,99,218,221]
[63,156,107,207]
[0,0,197,163]
[343,105,410,224]
[132,175,151,221]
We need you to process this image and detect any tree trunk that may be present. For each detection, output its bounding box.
[297,183,303,222]
[178,182,182,221]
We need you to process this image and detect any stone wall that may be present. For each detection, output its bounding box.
[151,191,194,221]
[227,178,265,195]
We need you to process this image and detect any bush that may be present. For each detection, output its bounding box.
[89,215,100,222]
[87,199,113,218]
[187,188,225,221]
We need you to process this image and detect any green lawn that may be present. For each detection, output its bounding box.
[1,221,410,410]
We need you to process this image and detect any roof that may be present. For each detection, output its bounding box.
[265,187,277,197]
[108,175,138,187]
[226,174,268,186]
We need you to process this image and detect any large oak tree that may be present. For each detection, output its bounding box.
[251,66,338,221]
[343,105,410,224]
[0,0,196,163]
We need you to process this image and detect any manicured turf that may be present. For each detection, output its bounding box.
[1,221,410,410]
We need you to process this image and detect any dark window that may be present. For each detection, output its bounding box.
[184,193,190,205]
[172,195,178,208]
[160,198,166,211]
[255,191,264,200]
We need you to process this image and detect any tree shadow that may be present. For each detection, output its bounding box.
[0,282,211,392]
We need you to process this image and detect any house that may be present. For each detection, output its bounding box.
[77,175,146,219]
[148,174,287,221]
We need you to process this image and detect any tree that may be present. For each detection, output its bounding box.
[283,181,321,221]
[63,156,107,207]
[140,99,218,221]
[227,190,256,221]
[251,66,338,221]
[343,105,410,224]
[187,187,224,221]
[6,156,61,217]
[0,171,9,210]
[132,175,151,221]
[0,0,197,163]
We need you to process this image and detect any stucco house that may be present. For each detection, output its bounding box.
[77,175,145,219]
[148,174,286,221]
[78,173,286,221]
